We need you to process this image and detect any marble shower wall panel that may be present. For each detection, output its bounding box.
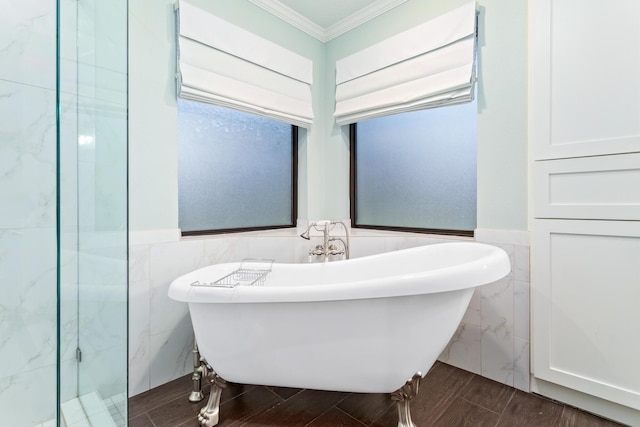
[0,2,58,423]
[0,81,57,229]
[59,91,81,404]
[0,228,57,378]
[95,111,128,232]
[0,0,57,90]
[0,364,57,427]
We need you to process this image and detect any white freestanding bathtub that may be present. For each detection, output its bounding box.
[169,242,510,427]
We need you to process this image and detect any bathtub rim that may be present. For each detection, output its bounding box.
[168,242,510,304]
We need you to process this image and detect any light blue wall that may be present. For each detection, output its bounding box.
[323,0,528,230]
[129,0,179,231]
[129,0,528,232]
[475,0,528,231]
[129,0,324,231]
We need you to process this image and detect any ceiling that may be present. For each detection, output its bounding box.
[248,0,409,42]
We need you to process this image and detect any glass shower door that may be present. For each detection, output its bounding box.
[58,0,128,425]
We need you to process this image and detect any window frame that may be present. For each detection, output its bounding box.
[349,123,475,238]
[180,121,298,237]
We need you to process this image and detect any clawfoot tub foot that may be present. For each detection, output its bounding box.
[189,339,205,402]
[390,372,422,427]
[197,366,227,427]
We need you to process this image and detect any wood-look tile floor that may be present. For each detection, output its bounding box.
[129,362,625,427]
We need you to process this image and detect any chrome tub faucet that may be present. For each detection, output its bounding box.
[300,220,350,261]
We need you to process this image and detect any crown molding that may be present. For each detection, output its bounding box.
[249,0,409,42]
[325,0,409,41]
[249,0,327,41]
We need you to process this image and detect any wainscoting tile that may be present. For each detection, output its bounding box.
[203,237,238,265]
[384,236,419,252]
[236,236,296,263]
[349,237,386,258]
[149,239,204,336]
[514,244,530,282]
[462,288,482,326]
[129,244,151,284]
[149,315,194,390]
[513,337,530,392]
[493,243,516,278]
[439,322,482,375]
[514,279,530,340]
[481,276,515,386]
[129,278,151,397]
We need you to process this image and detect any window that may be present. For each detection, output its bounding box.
[350,97,477,236]
[178,99,297,235]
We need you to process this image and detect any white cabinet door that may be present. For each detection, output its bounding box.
[530,0,640,416]
[530,0,640,160]
[533,153,640,221]
[532,219,640,410]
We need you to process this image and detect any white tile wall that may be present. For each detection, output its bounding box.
[440,229,531,392]
[129,226,531,396]
[0,0,57,90]
[2,1,128,424]
[0,4,59,422]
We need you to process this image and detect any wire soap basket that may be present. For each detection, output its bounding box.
[191,259,274,288]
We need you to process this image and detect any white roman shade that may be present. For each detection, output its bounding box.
[334,2,477,126]
[175,1,314,128]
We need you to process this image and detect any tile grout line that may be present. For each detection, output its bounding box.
[301,392,355,427]
[429,371,478,426]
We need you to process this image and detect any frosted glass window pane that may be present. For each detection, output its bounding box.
[355,99,477,232]
[178,99,293,232]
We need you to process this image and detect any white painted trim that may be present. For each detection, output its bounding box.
[530,377,640,426]
[474,229,530,246]
[128,229,181,246]
[248,0,409,42]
